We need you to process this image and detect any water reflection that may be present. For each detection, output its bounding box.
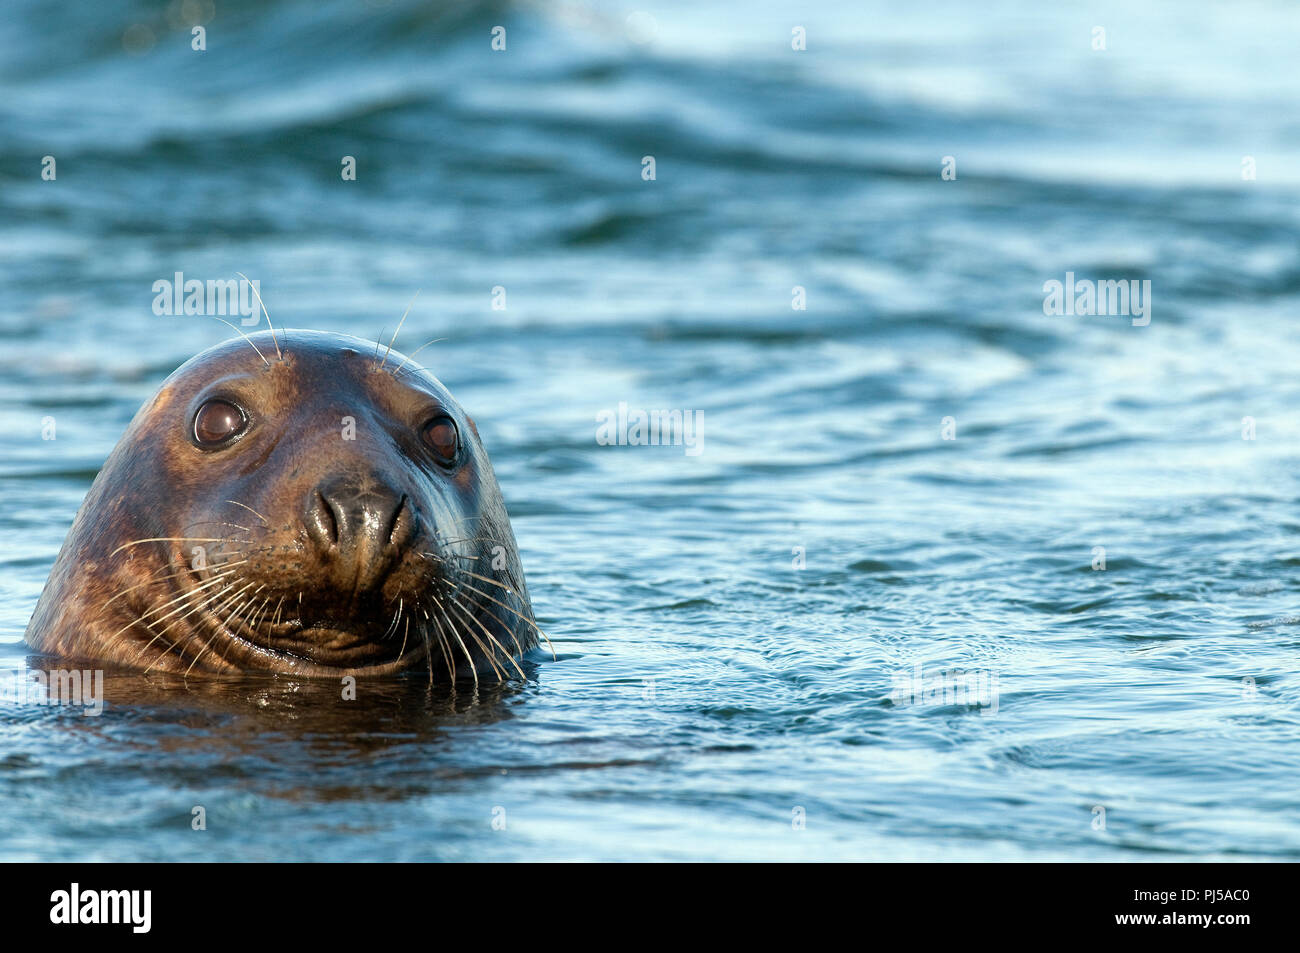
[14,657,531,795]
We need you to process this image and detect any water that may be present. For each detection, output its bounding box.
[2,0,1299,861]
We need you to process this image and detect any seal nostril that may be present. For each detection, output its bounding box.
[310,489,340,548]
[387,494,414,549]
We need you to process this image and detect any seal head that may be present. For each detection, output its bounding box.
[25,330,538,680]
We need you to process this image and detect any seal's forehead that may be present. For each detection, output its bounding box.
[163,328,456,404]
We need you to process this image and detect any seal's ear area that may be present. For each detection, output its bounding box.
[465,415,480,439]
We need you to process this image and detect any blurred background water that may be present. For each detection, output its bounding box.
[2,0,1299,860]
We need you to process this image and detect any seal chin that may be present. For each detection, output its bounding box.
[154,596,435,676]
[222,624,424,676]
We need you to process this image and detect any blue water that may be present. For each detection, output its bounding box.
[2,0,1300,860]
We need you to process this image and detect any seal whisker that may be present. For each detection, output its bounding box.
[428,609,465,688]
[455,580,549,643]
[417,549,547,661]
[434,628,454,683]
[216,596,264,666]
[235,271,282,361]
[436,513,493,530]
[383,597,404,641]
[456,589,527,659]
[137,618,183,668]
[109,537,241,558]
[378,289,421,370]
[422,535,504,548]
[147,569,237,614]
[430,594,479,688]
[390,336,448,377]
[470,585,554,661]
[189,520,253,536]
[139,578,253,671]
[186,588,262,675]
[427,564,525,658]
[425,539,490,556]
[422,605,455,682]
[417,618,437,690]
[224,500,271,525]
[430,515,494,534]
[456,567,525,598]
[215,594,269,666]
[110,570,238,640]
[135,590,209,665]
[448,595,526,680]
[105,560,248,609]
[168,582,253,658]
[209,315,272,368]
[433,592,504,680]
[246,595,273,635]
[217,584,265,640]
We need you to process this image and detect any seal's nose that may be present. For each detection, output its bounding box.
[305,476,415,588]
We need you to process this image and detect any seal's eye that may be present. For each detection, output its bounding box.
[421,416,459,464]
[193,399,247,446]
